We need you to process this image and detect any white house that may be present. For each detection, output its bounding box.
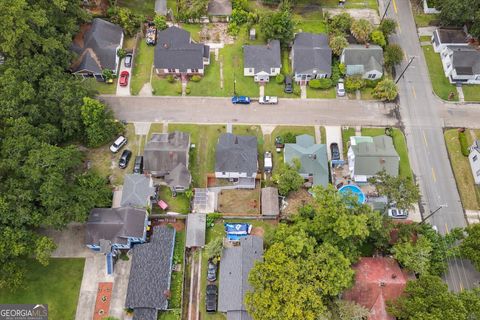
[243,40,281,82]
[432,28,469,53]
[469,140,480,184]
[215,133,258,180]
[340,45,384,80]
[439,45,480,84]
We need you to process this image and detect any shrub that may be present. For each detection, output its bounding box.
[318,78,333,89]
[293,87,301,96]
[206,213,223,227]
[329,35,349,56]
[345,76,365,92]
[276,74,285,84]
[166,75,175,83]
[365,79,380,88]
[153,15,168,30]
[339,63,346,75]
[309,79,321,89]
[191,75,201,82]
[117,48,127,59]
[370,30,386,47]
[283,132,296,143]
[372,79,398,101]
[176,84,183,94]
[459,131,469,157]
[185,86,191,95]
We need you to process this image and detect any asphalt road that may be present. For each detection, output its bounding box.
[385,0,480,291]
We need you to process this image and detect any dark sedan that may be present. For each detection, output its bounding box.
[118,149,132,169]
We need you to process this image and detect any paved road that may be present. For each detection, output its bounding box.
[386,0,480,291]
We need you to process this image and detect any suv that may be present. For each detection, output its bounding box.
[330,143,340,160]
[206,285,218,313]
[110,136,127,153]
[133,156,143,174]
[207,261,217,282]
[119,149,132,169]
[284,76,293,93]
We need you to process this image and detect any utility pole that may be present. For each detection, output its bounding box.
[380,0,392,24]
[395,57,415,84]
[420,205,447,224]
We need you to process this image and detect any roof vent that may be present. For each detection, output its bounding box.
[379,281,386,287]
[391,273,397,279]
[163,43,169,48]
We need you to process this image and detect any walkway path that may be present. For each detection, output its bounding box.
[314,125,321,144]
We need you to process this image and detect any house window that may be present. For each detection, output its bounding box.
[249,68,253,73]
[476,169,480,176]
[191,68,199,73]
[168,68,175,73]
[446,64,451,69]
[474,155,478,162]
[368,74,376,79]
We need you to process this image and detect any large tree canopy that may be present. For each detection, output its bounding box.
[436,0,480,39]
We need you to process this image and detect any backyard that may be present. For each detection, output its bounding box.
[0,258,85,320]
[83,78,117,95]
[155,187,190,214]
[422,45,458,101]
[218,187,261,215]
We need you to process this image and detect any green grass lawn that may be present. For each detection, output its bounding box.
[444,129,480,210]
[169,124,226,187]
[264,81,297,98]
[131,41,154,95]
[155,187,190,213]
[320,126,326,144]
[181,23,203,42]
[152,76,181,96]
[414,13,440,27]
[170,230,186,309]
[167,0,177,14]
[295,11,327,33]
[422,46,458,101]
[0,258,84,320]
[320,0,378,9]
[159,310,182,320]
[189,54,222,97]
[307,87,336,99]
[419,35,432,42]
[83,78,117,95]
[117,0,155,16]
[342,127,356,159]
[462,85,480,102]
[281,50,291,75]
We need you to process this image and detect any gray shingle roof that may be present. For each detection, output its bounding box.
[85,207,147,246]
[243,40,281,73]
[351,135,399,176]
[208,0,232,16]
[284,134,329,187]
[261,187,279,216]
[435,28,468,45]
[218,236,263,318]
[154,26,210,72]
[450,46,480,75]
[165,163,192,189]
[293,33,332,76]
[215,133,258,176]
[186,213,206,247]
[144,132,190,177]
[132,308,158,320]
[120,174,155,208]
[125,226,176,314]
[71,18,123,74]
[342,44,383,74]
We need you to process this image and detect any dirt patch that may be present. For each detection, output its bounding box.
[282,189,313,217]
[202,23,234,44]
[151,218,186,231]
[250,226,265,238]
[218,188,261,215]
[323,8,380,25]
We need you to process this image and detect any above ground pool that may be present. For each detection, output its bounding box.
[338,185,366,205]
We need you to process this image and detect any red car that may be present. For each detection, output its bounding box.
[119,71,129,86]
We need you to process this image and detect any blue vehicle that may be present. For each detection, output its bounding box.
[231,96,251,104]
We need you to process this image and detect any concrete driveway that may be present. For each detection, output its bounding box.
[325,126,343,160]
[116,58,132,96]
[39,223,93,258]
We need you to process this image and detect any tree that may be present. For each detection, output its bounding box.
[153,15,168,30]
[379,18,397,37]
[272,161,304,196]
[368,171,420,210]
[392,236,433,275]
[329,35,348,56]
[81,97,122,148]
[344,76,365,92]
[372,79,398,101]
[110,7,143,36]
[459,223,480,271]
[260,10,295,48]
[327,12,352,35]
[205,237,223,261]
[370,30,386,47]
[436,0,480,39]
[334,300,370,320]
[350,19,373,44]
[384,44,404,69]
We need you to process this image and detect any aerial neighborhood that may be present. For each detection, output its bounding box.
[2,0,480,320]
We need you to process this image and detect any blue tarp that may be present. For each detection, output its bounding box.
[225,223,252,240]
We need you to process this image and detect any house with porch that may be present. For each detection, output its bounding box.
[439,46,480,84]
[154,26,210,78]
[292,33,332,83]
[340,44,384,80]
[243,40,281,82]
[468,140,480,184]
[70,18,124,81]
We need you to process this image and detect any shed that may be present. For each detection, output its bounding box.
[186,213,206,248]
[261,187,279,216]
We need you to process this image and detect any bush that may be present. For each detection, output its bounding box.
[339,63,346,75]
[309,79,321,89]
[309,78,333,89]
[293,87,301,96]
[331,61,341,84]
[276,74,285,84]
[459,131,469,157]
[370,30,386,47]
[283,132,296,143]
[185,86,191,95]
[206,213,223,227]
[345,76,365,92]
[176,84,183,94]
[166,75,175,83]
[365,79,380,88]
[191,75,201,82]
[117,48,127,59]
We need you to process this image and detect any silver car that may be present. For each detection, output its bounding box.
[110,136,127,153]
[337,78,345,97]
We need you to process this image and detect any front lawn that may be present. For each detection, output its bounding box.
[462,85,480,102]
[131,41,154,95]
[152,76,181,96]
[422,45,458,101]
[83,78,117,95]
[0,258,84,320]
[414,13,439,27]
[307,87,336,99]
[189,54,222,97]
[321,0,378,9]
[117,0,155,16]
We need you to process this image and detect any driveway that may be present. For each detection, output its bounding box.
[324,126,343,160]
[39,223,93,258]
[116,58,132,96]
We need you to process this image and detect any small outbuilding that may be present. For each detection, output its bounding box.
[261,187,279,216]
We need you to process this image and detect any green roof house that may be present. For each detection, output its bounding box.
[347,135,400,183]
[284,134,329,187]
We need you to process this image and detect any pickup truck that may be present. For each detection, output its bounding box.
[146,25,157,45]
[258,96,278,104]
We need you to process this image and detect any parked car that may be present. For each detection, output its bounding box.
[146,24,157,45]
[206,287,218,313]
[259,96,278,104]
[337,78,345,97]
[124,54,133,68]
[110,136,127,153]
[119,71,129,87]
[133,156,143,174]
[387,208,409,219]
[206,284,218,296]
[118,149,132,169]
[264,151,273,173]
[330,143,340,160]
[207,261,217,282]
[275,136,284,153]
[284,76,293,94]
[231,96,251,104]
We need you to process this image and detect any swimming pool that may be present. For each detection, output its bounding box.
[338,184,366,205]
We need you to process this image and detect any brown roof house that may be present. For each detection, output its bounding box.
[144,131,192,192]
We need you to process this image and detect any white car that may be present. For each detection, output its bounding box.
[337,79,345,97]
[259,96,278,104]
[264,151,273,173]
[110,136,127,153]
[387,208,409,219]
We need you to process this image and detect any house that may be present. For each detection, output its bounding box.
[218,236,263,320]
[347,135,400,183]
[120,174,156,208]
[340,44,384,80]
[284,134,329,187]
[432,28,469,53]
[155,0,167,15]
[469,140,480,184]
[439,46,480,84]
[164,163,192,192]
[154,26,210,77]
[215,133,258,181]
[186,213,206,248]
[70,18,124,80]
[125,226,176,320]
[207,0,232,22]
[292,33,332,83]
[343,257,411,320]
[261,187,279,216]
[243,40,281,82]
[143,131,191,183]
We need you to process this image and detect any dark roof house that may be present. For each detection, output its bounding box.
[218,236,263,320]
[432,28,469,52]
[450,46,480,77]
[261,187,279,216]
[165,163,192,192]
[340,44,384,79]
[144,131,190,177]
[292,33,332,80]
[243,40,281,75]
[120,174,155,208]
[154,26,210,74]
[125,226,176,320]
[71,18,123,76]
[215,133,258,178]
